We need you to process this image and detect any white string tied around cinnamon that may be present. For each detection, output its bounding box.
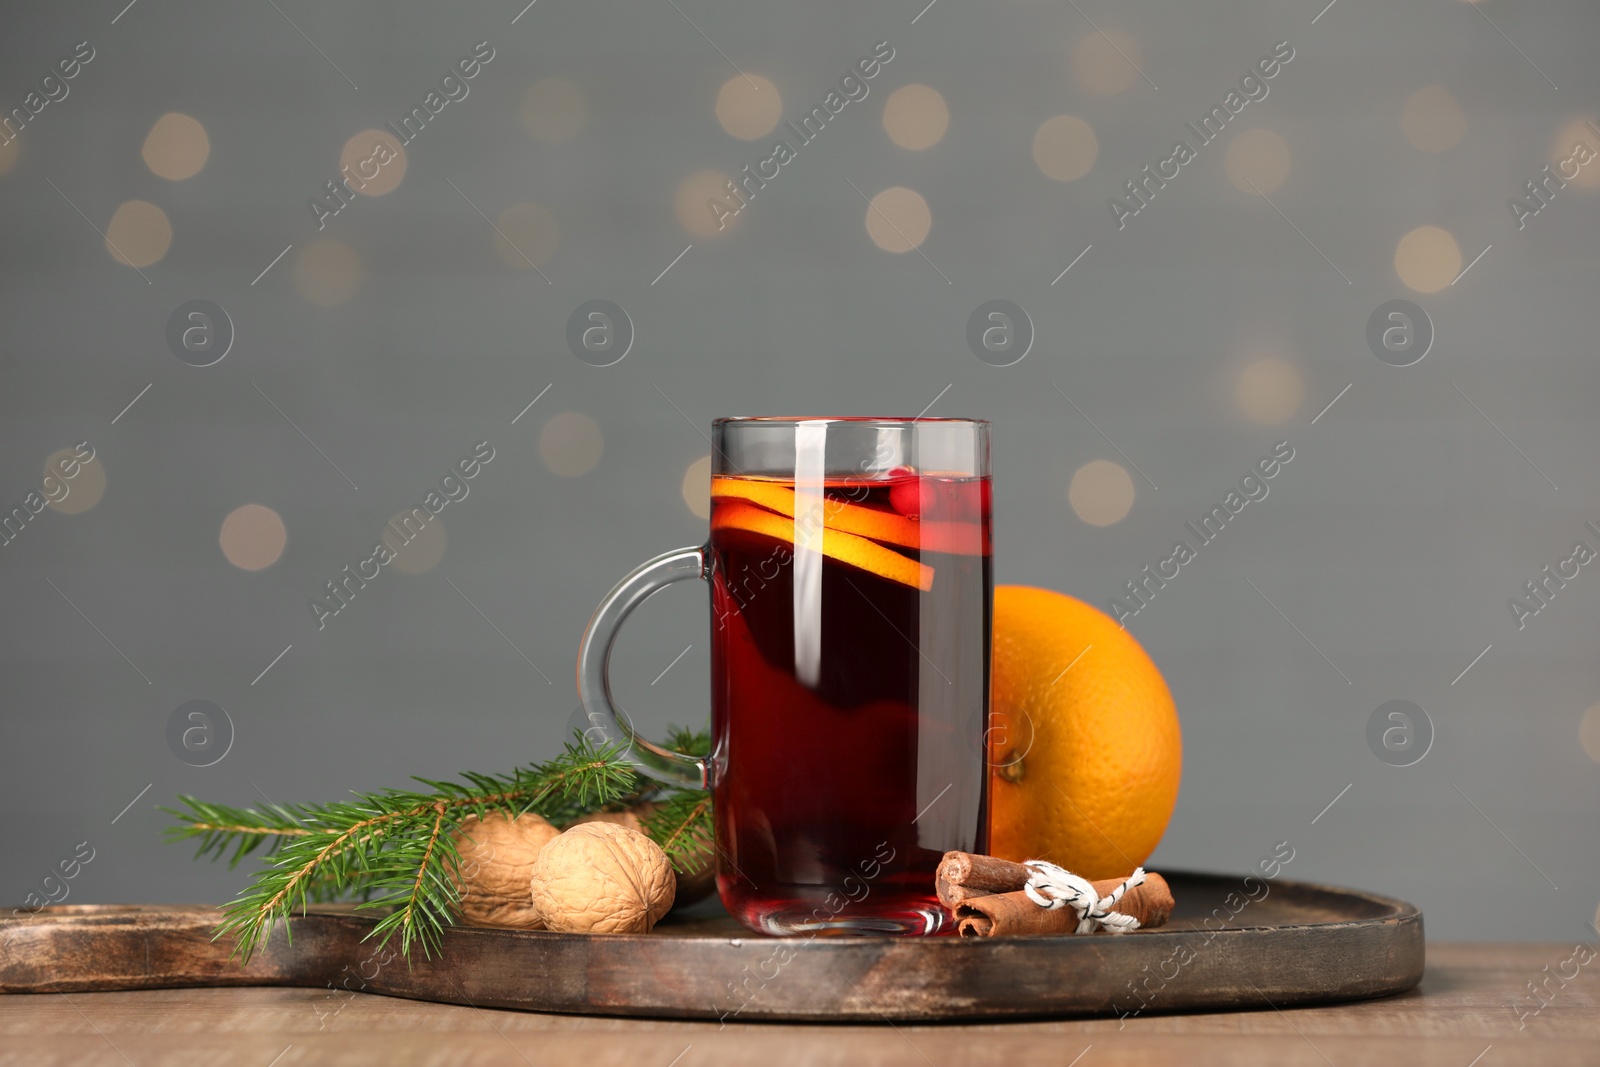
[1021,862,1147,934]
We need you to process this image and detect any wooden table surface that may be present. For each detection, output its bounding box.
[1,943,1593,1066]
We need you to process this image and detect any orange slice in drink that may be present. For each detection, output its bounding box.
[711,477,985,556]
[711,499,934,591]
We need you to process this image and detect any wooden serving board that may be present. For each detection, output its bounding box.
[0,872,1422,1022]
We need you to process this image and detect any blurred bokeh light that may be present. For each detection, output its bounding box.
[42,448,105,515]
[384,514,448,575]
[141,112,210,180]
[1224,128,1292,194]
[539,412,604,477]
[1069,459,1135,526]
[104,200,171,268]
[337,129,406,197]
[674,169,739,238]
[1032,115,1098,182]
[882,84,949,151]
[681,456,712,520]
[1401,87,1467,153]
[1235,354,1306,425]
[219,504,287,571]
[1550,117,1600,188]
[1581,703,1600,766]
[864,186,932,253]
[520,77,589,143]
[1070,28,1144,97]
[1395,225,1462,293]
[493,202,560,268]
[715,74,783,140]
[293,240,364,306]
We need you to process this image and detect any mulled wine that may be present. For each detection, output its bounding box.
[708,470,991,934]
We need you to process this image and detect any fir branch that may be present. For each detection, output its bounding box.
[164,734,643,962]
[663,722,712,759]
[639,791,714,874]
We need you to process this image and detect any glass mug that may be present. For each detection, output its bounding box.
[578,417,991,935]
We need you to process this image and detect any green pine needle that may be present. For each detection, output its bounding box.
[163,730,710,964]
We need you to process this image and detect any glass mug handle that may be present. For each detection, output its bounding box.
[576,545,709,789]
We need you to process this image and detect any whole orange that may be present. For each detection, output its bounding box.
[987,585,1182,879]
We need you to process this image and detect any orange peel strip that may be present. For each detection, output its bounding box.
[711,477,985,556]
[711,499,934,591]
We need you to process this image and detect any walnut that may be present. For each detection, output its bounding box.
[529,822,676,934]
[449,812,560,929]
[570,806,648,832]
[573,803,716,909]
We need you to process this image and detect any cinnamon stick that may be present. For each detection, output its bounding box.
[937,852,1174,938]
[935,851,1033,909]
[954,874,1173,938]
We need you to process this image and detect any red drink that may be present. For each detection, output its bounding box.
[576,417,992,937]
[708,471,992,934]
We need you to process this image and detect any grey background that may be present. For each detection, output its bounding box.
[2,0,1597,942]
